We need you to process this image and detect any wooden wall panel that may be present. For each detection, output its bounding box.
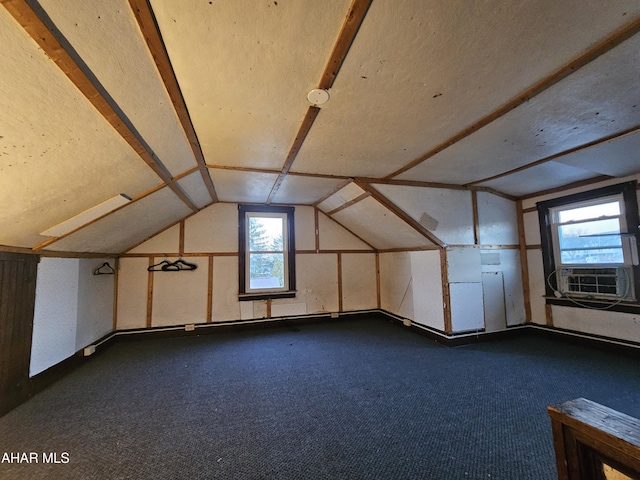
[0,253,39,416]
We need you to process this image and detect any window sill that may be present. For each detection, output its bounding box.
[238,291,297,302]
[545,296,640,314]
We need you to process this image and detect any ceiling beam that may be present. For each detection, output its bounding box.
[318,0,373,90]
[31,184,166,251]
[267,107,321,203]
[1,0,198,212]
[267,0,374,204]
[355,180,446,248]
[464,124,640,187]
[517,175,614,201]
[385,15,640,180]
[128,0,218,203]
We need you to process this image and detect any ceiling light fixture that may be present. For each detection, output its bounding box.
[40,193,131,237]
[307,88,330,106]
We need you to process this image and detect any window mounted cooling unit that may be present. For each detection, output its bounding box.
[559,267,635,301]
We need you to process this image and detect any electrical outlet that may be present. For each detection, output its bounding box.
[330,312,339,319]
[185,324,195,331]
[83,345,96,356]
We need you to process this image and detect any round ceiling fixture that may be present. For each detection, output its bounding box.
[307,88,330,106]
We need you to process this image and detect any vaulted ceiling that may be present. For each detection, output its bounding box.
[1,0,639,254]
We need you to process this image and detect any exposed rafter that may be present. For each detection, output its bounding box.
[0,0,198,213]
[127,0,218,204]
[465,124,640,187]
[267,0,374,204]
[385,15,640,180]
[355,180,446,248]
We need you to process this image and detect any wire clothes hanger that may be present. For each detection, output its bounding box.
[93,262,115,275]
[147,258,198,272]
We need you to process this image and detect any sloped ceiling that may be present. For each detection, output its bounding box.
[1,0,639,254]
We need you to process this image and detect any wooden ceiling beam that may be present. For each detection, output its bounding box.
[31,184,166,251]
[1,0,198,212]
[267,0,373,204]
[385,15,640,180]
[319,0,373,90]
[128,0,218,204]
[354,180,446,248]
[464,124,640,187]
[267,107,321,204]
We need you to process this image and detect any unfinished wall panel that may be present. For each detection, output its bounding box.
[379,252,414,320]
[341,253,377,311]
[295,206,316,251]
[526,249,547,326]
[481,249,526,327]
[477,192,518,245]
[116,257,149,330]
[128,224,180,255]
[409,250,445,331]
[45,188,192,254]
[211,256,241,322]
[373,184,475,245]
[482,272,506,332]
[184,203,238,253]
[523,211,541,246]
[318,213,372,251]
[332,197,435,250]
[151,257,209,327]
[291,254,339,314]
[449,283,484,333]
[551,306,640,343]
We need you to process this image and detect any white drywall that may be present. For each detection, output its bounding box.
[31,258,79,376]
[76,258,115,349]
[31,257,115,376]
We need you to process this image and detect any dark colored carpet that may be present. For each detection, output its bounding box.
[1,318,639,479]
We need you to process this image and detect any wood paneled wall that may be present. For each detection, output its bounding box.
[0,252,39,416]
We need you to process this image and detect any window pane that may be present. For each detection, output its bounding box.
[249,253,285,289]
[249,217,284,252]
[560,248,624,264]
[558,219,621,249]
[558,218,623,264]
[557,201,620,223]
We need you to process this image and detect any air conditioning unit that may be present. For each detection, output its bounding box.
[559,266,635,301]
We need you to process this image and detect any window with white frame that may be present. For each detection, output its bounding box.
[238,205,296,300]
[538,181,639,306]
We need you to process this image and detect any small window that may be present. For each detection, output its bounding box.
[538,181,640,307]
[238,205,296,300]
[550,194,630,266]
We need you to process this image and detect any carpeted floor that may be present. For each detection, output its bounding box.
[1,318,639,479]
